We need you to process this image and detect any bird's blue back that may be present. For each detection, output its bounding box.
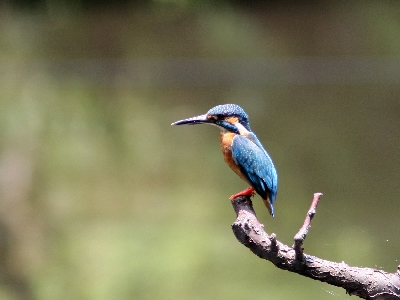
[230,132,278,214]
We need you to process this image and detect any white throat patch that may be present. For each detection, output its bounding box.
[234,121,250,136]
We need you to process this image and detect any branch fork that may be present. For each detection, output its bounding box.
[230,193,400,299]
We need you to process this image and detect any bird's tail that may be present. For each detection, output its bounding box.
[263,198,275,217]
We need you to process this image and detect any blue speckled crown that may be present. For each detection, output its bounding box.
[207,104,251,131]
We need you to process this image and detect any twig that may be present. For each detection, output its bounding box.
[293,192,323,260]
[230,194,400,299]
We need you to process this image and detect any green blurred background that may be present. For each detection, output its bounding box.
[0,1,399,299]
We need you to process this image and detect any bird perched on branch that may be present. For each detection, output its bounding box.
[171,104,278,217]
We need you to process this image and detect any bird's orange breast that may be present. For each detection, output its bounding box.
[220,132,248,183]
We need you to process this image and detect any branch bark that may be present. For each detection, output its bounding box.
[231,193,400,300]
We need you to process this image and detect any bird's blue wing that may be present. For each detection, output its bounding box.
[231,135,278,205]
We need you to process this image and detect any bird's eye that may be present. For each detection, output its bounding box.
[208,115,218,121]
[216,114,225,120]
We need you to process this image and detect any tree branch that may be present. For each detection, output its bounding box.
[231,194,400,300]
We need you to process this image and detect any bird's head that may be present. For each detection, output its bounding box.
[171,104,251,134]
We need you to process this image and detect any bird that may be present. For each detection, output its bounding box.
[171,104,278,217]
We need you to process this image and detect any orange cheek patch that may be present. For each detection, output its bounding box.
[226,117,239,124]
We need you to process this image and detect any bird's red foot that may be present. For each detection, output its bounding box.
[229,187,255,200]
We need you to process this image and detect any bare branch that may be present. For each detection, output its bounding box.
[230,194,400,300]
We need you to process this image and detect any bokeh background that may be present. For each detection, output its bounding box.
[0,1,399,299]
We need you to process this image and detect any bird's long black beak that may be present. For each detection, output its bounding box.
[171,114,213,126]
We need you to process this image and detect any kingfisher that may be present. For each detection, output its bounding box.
[171,104,278,217]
